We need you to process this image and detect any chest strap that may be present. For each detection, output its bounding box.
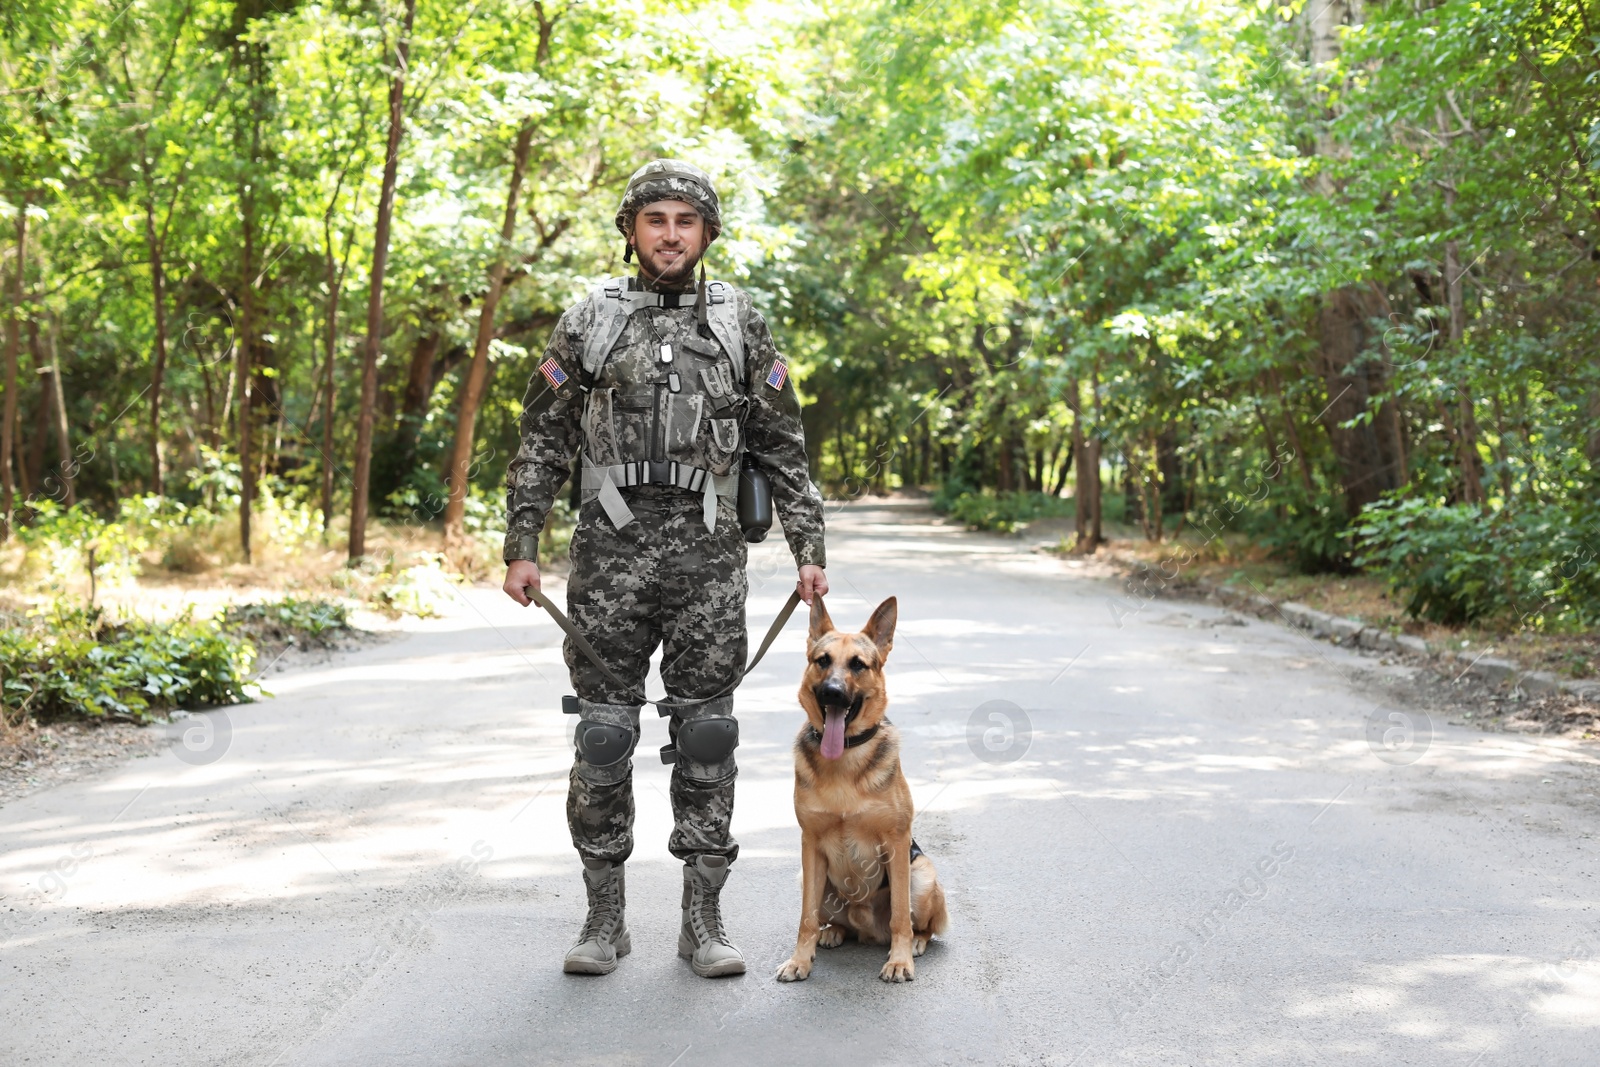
[580,277,746,384]
[580,454,738,533]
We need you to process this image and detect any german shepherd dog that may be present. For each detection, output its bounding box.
[776,596,949,983]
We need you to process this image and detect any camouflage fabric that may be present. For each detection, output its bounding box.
[581,298,745,477]
[567,771,636,864]
[503,279,826,568]
[613,159,722,240]
[563,487,748,863]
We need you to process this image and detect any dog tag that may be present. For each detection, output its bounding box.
[659,342,674,364]
[668,371,681,393]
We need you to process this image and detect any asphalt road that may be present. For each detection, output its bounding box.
[4,498,1599,1066]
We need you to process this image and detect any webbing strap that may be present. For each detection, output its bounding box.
[581,459,735,496]
[527,586,805,711]
[581,277,746,383]
[580,458,737,532]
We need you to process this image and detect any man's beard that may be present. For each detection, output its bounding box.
[638,244,701,286]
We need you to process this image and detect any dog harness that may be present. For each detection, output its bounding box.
[875,840,927,891]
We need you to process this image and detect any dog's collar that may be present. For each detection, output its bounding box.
[805,723,882,749]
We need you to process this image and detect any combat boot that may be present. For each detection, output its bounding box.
[563,857,630,975]
[678,854,746,977]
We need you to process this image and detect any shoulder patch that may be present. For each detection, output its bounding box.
[763,358,788,392]
[536,354,578,400]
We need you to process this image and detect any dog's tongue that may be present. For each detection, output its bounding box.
[820,707,848,760]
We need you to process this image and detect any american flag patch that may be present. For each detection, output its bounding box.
[765,359,788,391]
[539,357,569,390]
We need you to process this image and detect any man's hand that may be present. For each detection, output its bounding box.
[797,565,828,606]
[504,559,541,606]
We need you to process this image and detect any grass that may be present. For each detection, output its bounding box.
[1058,527,1600,682]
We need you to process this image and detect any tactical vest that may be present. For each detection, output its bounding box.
[575,277,747,532]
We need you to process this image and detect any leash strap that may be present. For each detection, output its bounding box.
[527,585,632,693]
[526,585,804,711]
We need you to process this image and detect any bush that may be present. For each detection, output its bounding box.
[1258,491,1355,574]
[223,596,351,646]
[373,556,461,618]
[934,488,1075,533]
[14,499,151,593]
[1,604,258,723]
[1356,498,1600,628]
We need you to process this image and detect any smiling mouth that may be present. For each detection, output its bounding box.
[647,249,691,275]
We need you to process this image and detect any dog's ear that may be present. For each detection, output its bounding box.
[808,594,834,643]
[862,596,897,659]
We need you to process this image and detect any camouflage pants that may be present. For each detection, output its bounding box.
[564,486,748,866]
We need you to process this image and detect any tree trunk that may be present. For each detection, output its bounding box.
[1442,229,1486,505]
[1069,375,1101,553]
[997,440,1014,492]
[441,119,534,543]
[1314,286,1406,515]
[1156,427,1182,526]
[1070,379,1087,546]
[1309,0,1350,177]
[1586,388,1600,465]
[238,181,256,562]
[235,39,268,563]
[42,315,74,505]
[1090,362,1105,544]
[1307,0,1406,516]
[350,0,417,563]
[1051,439,1073,497]
[144,197,170,496]
[401,328,443,424]
[26,353,52,497]
[2,203,27,539]
[321,238,344,533]
[197,341,217,447]
[1268,368,1316,494]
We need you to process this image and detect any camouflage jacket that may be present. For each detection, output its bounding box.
[504,277,826,569]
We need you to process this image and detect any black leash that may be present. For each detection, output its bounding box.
[526,585,804,710]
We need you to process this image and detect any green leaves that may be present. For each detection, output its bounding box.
[1356,497,1600,629]
[0,603,259,724]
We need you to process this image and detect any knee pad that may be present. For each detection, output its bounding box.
[575,720,635,767]
[572,699,640,785]
[661,696,738,777]
[677,717,739,764]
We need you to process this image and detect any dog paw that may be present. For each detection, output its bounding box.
[911,935,929,957]
[776,957,812,982]
[879,957,915,983]
[818,926,845,949]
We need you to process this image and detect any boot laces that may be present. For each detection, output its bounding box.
[692,880,733,946]
[579,875,621,942]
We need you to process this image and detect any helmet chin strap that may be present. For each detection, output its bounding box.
[695,255,709,332]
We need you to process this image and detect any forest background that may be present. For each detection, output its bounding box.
[3,0,1600,726]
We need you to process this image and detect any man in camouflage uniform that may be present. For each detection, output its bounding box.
[501,160,827,978]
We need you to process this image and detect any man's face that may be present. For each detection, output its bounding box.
[631,199,709,283]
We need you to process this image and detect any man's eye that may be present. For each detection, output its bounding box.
[815,654,832,669]
[848,657,866,672]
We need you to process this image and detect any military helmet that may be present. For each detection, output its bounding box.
[614,159,722,241]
